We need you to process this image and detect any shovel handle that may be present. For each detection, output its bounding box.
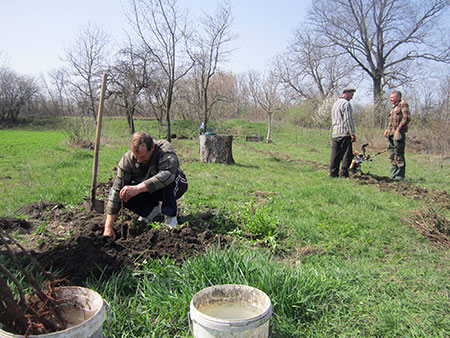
[91,73,107,209]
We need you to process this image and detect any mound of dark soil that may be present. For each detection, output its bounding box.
[352,172,450,210]
[1,201,227,285]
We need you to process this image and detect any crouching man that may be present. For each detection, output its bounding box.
[103,132,188,238]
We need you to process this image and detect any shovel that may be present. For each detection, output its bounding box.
[88,73,107,213]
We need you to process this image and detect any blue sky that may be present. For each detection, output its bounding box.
[0,0,310,76]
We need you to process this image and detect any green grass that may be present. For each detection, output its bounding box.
[1,118,449,337]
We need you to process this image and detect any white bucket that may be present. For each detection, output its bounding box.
[189,284,272,338]
[0,286,107,338]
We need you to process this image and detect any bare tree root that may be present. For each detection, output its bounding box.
[0,228,68,335]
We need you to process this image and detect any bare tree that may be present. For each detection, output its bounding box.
[127,0,194,141]
[109,42,153,135]
[0,68,39,123]
[424,73,450,165]
[192,1,235,132]
[232,73,251,118]
[44,68,73,116]
[141,67,172,138]
[248,71,284,143]
[175,70,238,123]
[0,51,7,68]
[62,22,111,122]
[275,27,354,103]
[310,0,450,115]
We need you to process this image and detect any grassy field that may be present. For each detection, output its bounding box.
[0,118,449,337]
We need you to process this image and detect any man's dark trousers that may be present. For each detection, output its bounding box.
[330,136,353,178]
[124,171,188,217]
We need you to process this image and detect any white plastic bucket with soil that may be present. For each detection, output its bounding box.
[0,286,108,338]
[189,284,272,338]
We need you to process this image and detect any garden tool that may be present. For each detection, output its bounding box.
[350,143,388,173]
[89,73,107,213]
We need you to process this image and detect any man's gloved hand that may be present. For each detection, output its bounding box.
[393,132,402,141]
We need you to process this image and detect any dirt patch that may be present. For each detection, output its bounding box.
[351,172,450,210]
[403,208,450,249]
[248,190,280,208]
[1,200,228,285]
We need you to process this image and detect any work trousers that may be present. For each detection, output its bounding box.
[330,136,353,178]
[388,133,406,180]
[124,171,188,217]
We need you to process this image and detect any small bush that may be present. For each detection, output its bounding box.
[63,116,95,148]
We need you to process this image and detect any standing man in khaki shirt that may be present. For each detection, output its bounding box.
[330,88,357,178]
[384,90,410,180]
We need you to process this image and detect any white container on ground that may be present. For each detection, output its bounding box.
[0,286,107,338]
[190,284,272,338]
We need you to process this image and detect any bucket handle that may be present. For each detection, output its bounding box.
[104,300,112,338]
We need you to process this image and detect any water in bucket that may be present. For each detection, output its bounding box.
[198,301,260,320]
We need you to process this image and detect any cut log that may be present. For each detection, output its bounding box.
[199,134,234,164]
[245,136,263,142]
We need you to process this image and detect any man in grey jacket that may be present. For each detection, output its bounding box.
[103,132,188,238]
[329,88,357,178]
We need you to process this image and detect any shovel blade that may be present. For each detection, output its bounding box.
[83,198,104,213]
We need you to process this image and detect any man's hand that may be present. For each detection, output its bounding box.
[393,130,402,141]
[120,183,148,202]
[384,129,389,138]
[351,134,356,143]
[103,214,117,239]
[120,185,138,202]
[103,226,115,238]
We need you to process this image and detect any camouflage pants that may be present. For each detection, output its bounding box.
[388,133,406,180]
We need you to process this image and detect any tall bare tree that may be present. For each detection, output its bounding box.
[275,27,354,103]
[192,1,235,132]
[142,68,168,138]
[310,0,450,115]
[45,68,73,116]
[127,0,194,141]
[248,71,283,143]
[0,68,39,123]
[109,43,153,135]
[62,22,111,122]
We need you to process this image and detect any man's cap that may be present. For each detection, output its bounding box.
[343,88,356,93]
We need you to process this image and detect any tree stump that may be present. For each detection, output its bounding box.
[199,134,235,164]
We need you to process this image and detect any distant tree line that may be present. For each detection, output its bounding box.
[0,0,448,148]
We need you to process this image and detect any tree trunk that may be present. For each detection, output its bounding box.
[199,134,234,164]
[127,113,135,135]
[373,76,385,128]
[166,82,174,142]
[266,113,272,143]
[125,102,135,135]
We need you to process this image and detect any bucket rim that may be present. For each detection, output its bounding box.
[189,284,272,332]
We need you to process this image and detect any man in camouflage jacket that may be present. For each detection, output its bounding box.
[103,132,188,238]
[384,90,410,180]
